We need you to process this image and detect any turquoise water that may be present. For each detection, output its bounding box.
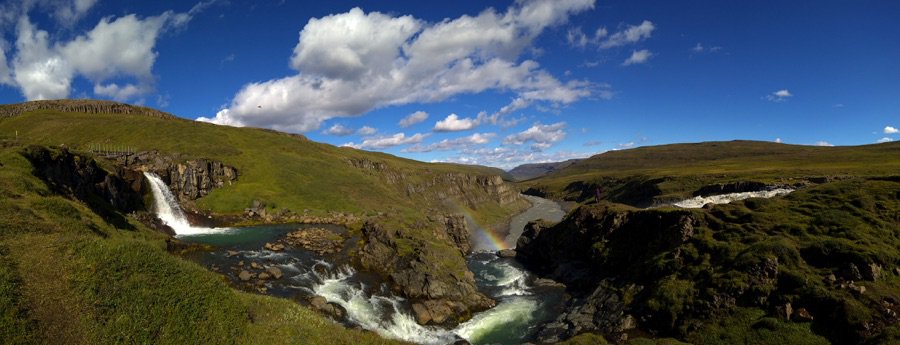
[176,196,568,344]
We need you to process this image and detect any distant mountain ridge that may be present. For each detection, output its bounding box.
[508,159,581,181]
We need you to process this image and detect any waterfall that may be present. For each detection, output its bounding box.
[143,172,226,236]
[673,188,794,208]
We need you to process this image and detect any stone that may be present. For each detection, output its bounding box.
[777,302,793,321]
[850,283,866,295]
[864,263,883,281]
[794,308,814,322]
[258,272,271,280]
[267,266,283,279]
[533,278,566,288]
[238,270,253,281]
[238,260,245,267]
[251,262,260,269]
[227,250,239,257]
[309,296,346,320]
[412,303,432,325]
[497,249,517,258]
[824,274,837,284]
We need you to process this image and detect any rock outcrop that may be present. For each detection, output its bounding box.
[516,202,699,341]
[124,151,238,203]
[346,158,519,208]
[0,99,176,119]
[356,220,494,326]
[23,146,145,228]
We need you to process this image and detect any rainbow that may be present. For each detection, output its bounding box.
[454,205,510,252]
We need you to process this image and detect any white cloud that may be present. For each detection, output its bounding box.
[774,138,782,143]
[765,89,793,102]
[324,123,354,136]
[436,147,594,170]
[200,1,595,132]
[877,137,894,143]
[617,141,635,149]
[53,0,98,26]
[357,126,377,136]
[403,132,495,153]
[93,82,149,101]
[342,132,429,150]
[884,126,899,134]
[566,26,607,48]
[434,113,476,132]
[399,110,428,128]
[503,122,566,151]
[7,3,210,101]
[622,49,652,66]
[814,141,834,147]
[691,42,722,54]
[599,20,655,49]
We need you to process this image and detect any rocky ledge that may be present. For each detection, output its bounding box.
[356,216,494,326]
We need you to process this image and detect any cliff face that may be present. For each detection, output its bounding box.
[357,217,494,326]
[124,151,238,204]
[0,99,176,119]
[347,158,519,207]
[22,146,145,229]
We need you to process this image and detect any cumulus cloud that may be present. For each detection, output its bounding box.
[503,122,566,151]
[814,141,834,147]
[200,0,596,132]
[399,111,428,128]
[342,132,429,150]
[433,113,476,132]
[5,2,210,101]
[357,126,377,136]
[436,147,593,170]
[323,123,354,136]
[877,137,893,143]
[599,20,655,49]
[403,132,495,153]
[885,126,898,134]
[766,89,793,102]
[622,49,652,66]
[774,138,783,143]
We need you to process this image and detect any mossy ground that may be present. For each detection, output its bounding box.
[0,146,402,344]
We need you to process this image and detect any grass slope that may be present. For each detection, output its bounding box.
[0,145,401,344]
[523,140,900,204]
[0,107,515,223]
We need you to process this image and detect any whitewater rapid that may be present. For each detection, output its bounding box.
[672,188,794,208]
[143,172,230,236]
[304,257,542,345]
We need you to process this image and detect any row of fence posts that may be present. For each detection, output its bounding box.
[89,143,136,156]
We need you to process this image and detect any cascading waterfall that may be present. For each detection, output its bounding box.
[143,172,228,236]
[672,188,794,208]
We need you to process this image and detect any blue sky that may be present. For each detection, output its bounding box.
[0,0,898,169]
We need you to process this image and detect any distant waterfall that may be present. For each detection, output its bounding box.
[143,172,225,236]
[673,188,794,208]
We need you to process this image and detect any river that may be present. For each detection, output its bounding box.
[145,172,567,344]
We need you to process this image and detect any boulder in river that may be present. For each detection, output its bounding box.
[267,266,283,279]
[238,270,253,281]
[497,249,517,258]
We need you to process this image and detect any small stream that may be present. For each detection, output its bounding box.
[145,172,567,344]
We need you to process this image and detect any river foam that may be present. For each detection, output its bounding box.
[673,188,794,208]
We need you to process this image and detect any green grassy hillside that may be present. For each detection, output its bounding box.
[0,105,520,228]
[0,145,402,344]
[522,140,900,205]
